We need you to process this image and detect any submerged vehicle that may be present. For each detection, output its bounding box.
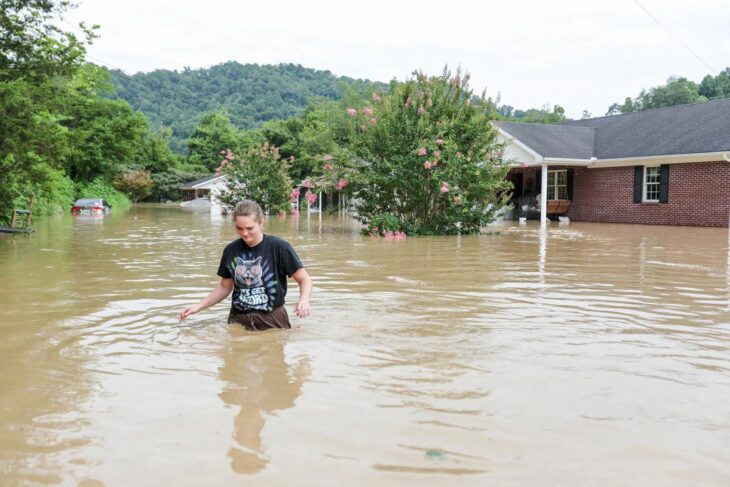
[71,198,112,216]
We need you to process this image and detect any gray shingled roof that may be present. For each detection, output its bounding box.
[498,97,730,160]
[181,174,223,189]
[495,122,595,159]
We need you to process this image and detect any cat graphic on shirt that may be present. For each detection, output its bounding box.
[234,256,263,289]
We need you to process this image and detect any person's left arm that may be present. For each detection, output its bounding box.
[292,267,312,318]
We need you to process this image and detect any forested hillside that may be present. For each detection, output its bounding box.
[109,63,388,153]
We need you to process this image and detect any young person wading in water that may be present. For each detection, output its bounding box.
[179,199,312,330]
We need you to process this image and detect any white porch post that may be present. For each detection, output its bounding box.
[540,163,548,225]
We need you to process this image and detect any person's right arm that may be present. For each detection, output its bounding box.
[179,278,234,321]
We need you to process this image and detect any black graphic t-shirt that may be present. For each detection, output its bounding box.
[217,235,303,313]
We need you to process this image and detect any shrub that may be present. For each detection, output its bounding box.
[113,170,153,202]
[343,68,512,235]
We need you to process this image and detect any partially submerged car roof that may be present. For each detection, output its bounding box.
[74,198,106,206]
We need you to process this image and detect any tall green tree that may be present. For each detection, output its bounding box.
[0,0,97,81]
[187,110,238,171]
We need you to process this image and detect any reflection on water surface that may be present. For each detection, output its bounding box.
[1,206,729,485]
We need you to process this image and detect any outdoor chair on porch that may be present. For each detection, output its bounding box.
[535,196,571,217]
[546,199,571,215]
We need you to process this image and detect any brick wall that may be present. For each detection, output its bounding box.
[568,161,730,227]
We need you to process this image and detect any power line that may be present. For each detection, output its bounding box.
[633,0,718,75]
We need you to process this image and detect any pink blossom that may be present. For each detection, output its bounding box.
[440,182,449,193]
[394,231,406,240]
[383,231,394,240]
[435,138,444,146]
[520,162,528,168]
[323,154,333,161]
[372,93,382,102]
[433,150,441,159]
[220,150,226,155]
[336,178,349,190]
[290,189,300,199]
[347,108,357,117]
[306,191,317,205]
[418,147,427,156]
[423,161,432,169]
[369,117,377,125]
[417,106,425,116]
[302,179,314,189]
[405,97,412,108]
[324,163,333,170]
[363,107,373,116]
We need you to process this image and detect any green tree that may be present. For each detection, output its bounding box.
[0,0,97,81]
[699,68,730,99]
[187,110,238,171]
[216,145,292,215]
[343,68,511,235]
[638,76,705,110]
[133,126,180,173]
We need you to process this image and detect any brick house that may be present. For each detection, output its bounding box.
[496,98,730,227]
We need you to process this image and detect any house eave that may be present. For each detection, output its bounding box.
[509,152,730,169]
[588,151,730,168]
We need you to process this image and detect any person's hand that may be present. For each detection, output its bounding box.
[179,305,200,321]
[294,300,310,318]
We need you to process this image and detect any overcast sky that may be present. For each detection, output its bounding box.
[64,0,730,119]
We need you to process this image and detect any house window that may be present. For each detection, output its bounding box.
[643,166,660,202]
[547,169,568,200]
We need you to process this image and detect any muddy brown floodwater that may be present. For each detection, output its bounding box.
[1,205,729,486]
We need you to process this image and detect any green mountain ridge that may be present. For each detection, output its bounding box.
[108,61,388,153]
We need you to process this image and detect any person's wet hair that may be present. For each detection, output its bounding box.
[233,200,264,222]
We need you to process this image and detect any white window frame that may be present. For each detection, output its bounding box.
[547,169,568,200]
[643,166,660,203]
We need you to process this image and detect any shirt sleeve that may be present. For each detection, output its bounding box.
[217,248,232,279]
[279,241,304,277]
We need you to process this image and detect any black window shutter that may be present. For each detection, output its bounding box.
[567,169,574,200]
[535,170,542,194]
[659,164,670,203]
[633,166,643,203]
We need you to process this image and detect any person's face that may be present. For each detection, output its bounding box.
[234,215,264,246]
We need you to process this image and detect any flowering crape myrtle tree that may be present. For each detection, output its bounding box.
[345,68,511,235]
[216,144,292,214]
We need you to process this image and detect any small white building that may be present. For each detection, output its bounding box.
[180,174,226,212]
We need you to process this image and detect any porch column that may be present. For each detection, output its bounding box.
[540,163,548,225]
